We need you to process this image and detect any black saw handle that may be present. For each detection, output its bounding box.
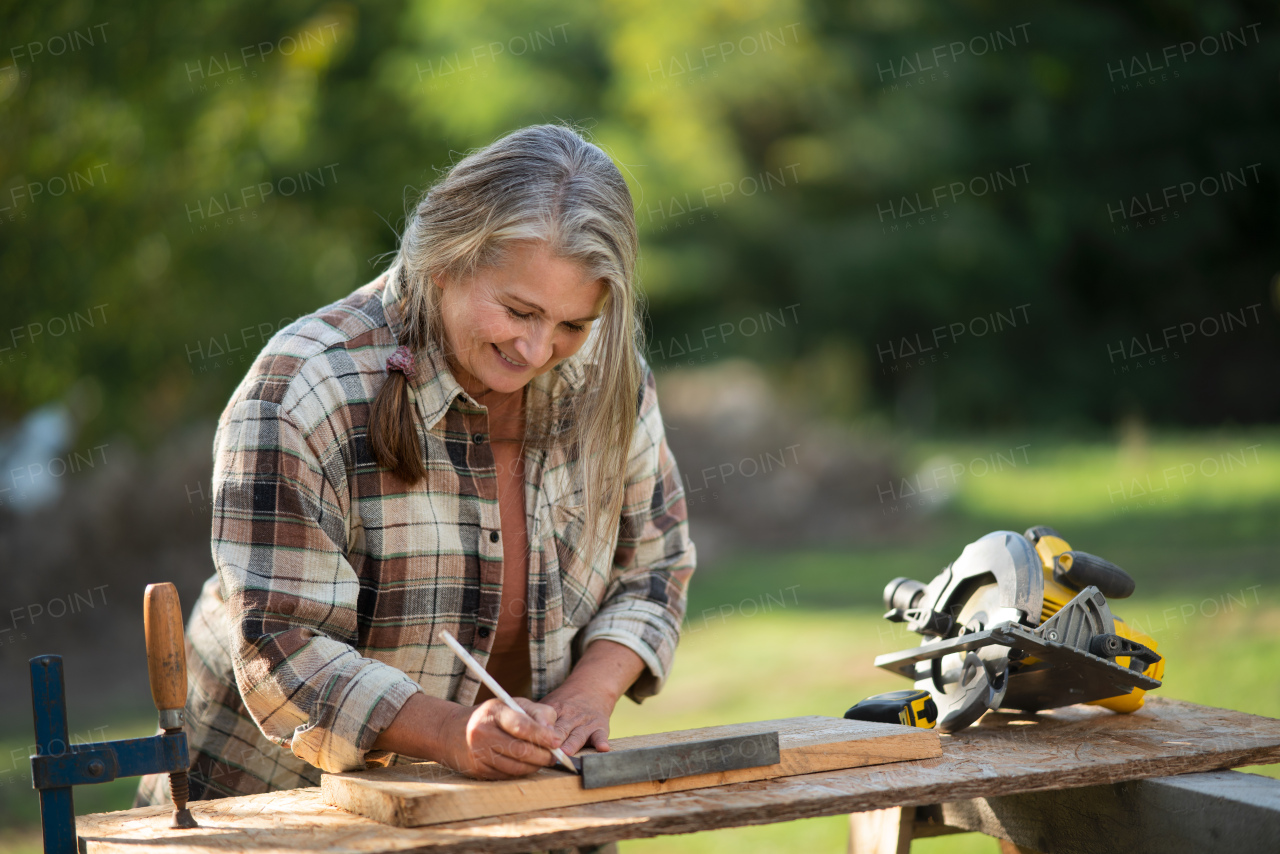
[1054,550,1135,599]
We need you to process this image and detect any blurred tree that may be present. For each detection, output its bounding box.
[0,0,1276,447]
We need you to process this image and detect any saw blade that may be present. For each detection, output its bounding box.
[925,582,1011,732]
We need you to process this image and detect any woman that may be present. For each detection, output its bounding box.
[136,124,695,806]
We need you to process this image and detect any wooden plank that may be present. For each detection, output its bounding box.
[76,698,1280,854]
[321,716,941,826]
[930,769,1280,854]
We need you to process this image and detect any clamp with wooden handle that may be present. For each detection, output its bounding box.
[142,582,198,828]
[29,582,198,854]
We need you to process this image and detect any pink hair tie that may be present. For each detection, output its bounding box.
[386,345,415,376]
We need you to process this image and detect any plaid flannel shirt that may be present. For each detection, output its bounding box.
[135,268,695,804]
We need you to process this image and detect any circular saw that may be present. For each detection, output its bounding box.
[874,526,1165,732]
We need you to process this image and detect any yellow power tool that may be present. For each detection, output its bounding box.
[873,526,1165,732]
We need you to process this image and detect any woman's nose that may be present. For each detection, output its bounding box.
[513,322,554,367]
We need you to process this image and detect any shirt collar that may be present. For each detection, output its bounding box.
[377,264,595,430]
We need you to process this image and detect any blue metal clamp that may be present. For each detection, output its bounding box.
[29,655,191,854]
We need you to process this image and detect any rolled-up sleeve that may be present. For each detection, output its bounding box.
[212,398,422,773]
[578,367,696,702]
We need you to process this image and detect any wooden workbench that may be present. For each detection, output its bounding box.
[76,698,1280,854]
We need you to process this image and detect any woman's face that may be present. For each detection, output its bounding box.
[436,241,608,396]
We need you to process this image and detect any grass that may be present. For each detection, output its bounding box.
[1,430,1276,852]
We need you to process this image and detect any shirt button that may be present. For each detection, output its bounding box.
[489,530,500,543]
[477,626,491,638]
[473,433,487,444]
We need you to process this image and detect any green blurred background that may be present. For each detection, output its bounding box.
[1,1,1278,852]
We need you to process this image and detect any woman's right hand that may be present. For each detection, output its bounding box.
[437,697,564,779]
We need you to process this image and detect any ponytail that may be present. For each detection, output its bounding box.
[369,338,428,483]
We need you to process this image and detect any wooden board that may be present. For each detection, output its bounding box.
[76,698,1280,854]
[320,716,941,826]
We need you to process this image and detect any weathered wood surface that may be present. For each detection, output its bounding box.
[928,768,1280,854]
[322,716,940,826]
[77,698,1280,854]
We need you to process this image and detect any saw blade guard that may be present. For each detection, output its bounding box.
[883,530,1045,636]
[941,531,1045,627]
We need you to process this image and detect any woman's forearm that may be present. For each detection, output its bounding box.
[371,692,463,759]
[560,639,647,708]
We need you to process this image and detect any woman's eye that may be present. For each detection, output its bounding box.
[505,304,585,332]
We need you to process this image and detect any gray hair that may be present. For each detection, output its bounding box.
[370,123,642,564]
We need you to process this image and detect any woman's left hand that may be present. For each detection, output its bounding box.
[539,684,614,754]
[540,639,647,755]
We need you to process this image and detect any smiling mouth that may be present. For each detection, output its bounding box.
[493,344,528,368]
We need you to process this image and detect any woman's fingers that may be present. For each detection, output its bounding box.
[469,746,548,779]
[556,712,608,755]
[514,697,558,729]
[460,728,553,779]
[488,728,557,768]
[490,700,562,749]
[558,726,588,755]
[586,728,610,752]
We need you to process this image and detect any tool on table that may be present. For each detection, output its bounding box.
[29,582,197,854]
[575,731,780,790]
[872,526,1165,733]
[438,629,782,788]
[438,629,579,774]
[844,689,938,729]
[143,582,199,828]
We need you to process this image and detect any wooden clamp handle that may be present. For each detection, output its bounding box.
[143,583,187,716]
